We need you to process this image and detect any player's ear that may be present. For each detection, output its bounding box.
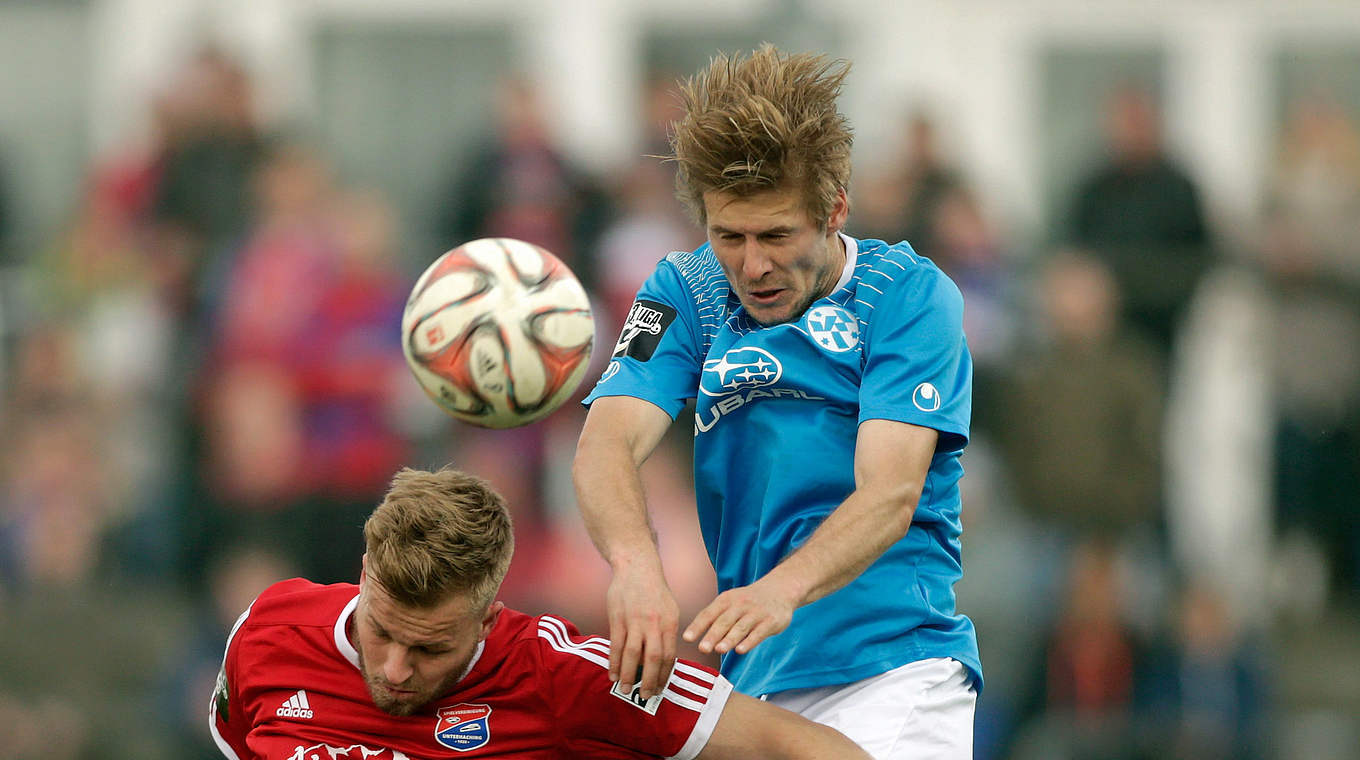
[828,187,849,234]
[359,554,368,588]
[479,601,505,641]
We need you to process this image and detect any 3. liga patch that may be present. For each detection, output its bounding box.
[613,300,676,361]
[435,704,491,752]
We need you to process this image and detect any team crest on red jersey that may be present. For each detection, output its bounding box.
[435,703,491,751]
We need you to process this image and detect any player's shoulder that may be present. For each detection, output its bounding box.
[850,236,962,314]
[525,612,613,672]
[659,243,728,300]
[241,578,358,630]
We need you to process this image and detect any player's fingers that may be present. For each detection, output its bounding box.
[639,630,667,699]
[733,618,779,655]
[697,607,742,655]
[660,622,677,685]
[616,626,644,695]
[683,596,726,643]
[607,613,626,682]
[712,613,757,655]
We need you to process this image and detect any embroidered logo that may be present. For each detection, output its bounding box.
[913,382,942,412]
[700,347,782,397]
[805,305,860,352]
[276,690,313,720]
[435,704,492,752]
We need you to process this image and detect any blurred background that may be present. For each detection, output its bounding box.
[0,0,1358,757]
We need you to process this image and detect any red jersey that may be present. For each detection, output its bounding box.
[210,579,731,760]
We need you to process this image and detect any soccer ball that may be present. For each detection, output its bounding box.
[402,238,595,429]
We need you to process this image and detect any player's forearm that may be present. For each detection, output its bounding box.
[765,483,919,607]
[572,428,662,571]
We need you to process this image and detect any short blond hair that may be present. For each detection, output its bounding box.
[363,468,514,609]
[670,44,853,226]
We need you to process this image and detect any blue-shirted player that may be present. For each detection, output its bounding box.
[572,45,979,758]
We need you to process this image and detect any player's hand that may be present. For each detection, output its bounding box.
[683,577,799,657]
[607,563,679,701]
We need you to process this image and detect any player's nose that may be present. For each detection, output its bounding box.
[382,646,414,684]
[741,242,774,281]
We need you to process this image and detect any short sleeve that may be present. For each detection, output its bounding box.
[859,264,972,452]
[583,261,704,419]
[210,606,254,760]
[534,615,733,760]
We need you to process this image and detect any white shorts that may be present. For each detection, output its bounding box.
[763,658,976,760]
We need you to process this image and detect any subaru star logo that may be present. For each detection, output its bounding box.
[805,305,860,352]
[912,382,942,412]
[700,347,783,396]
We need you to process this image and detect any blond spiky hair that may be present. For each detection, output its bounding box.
[670,44,853,227]
[364,468,514,609]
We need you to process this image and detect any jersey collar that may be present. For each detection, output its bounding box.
[832,232,858,294]
[335,593,361,668]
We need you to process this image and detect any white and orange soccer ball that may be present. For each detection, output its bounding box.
[402,238,595,429]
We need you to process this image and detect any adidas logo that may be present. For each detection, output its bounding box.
[276,690,314,719]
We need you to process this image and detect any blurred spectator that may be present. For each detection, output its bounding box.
[639,70,686,158]
[1,404,107,591]
[184,145,411,588]
[593,74,698,329]
[152,45,268,321]
[998,252,1163,539]
[1011,539,1147,760]
[853,109,964,255]
[1138,581,1272,760]
[1163,267,1275,628]
[596,155,697,328]
[0,324,112,593]
[1065,83,1212,359]
[926,185,1018,366]
[435,76,612,293]
[1260,91,1360,600]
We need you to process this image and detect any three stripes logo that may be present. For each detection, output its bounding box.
[535,616,719,715]
[276,690,314,719]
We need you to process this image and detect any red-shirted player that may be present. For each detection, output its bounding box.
[210,467,870,759]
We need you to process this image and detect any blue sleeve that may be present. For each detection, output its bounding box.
[582,261,702,419]
[859,265,972,453]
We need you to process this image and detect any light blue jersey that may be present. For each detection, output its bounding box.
[585,235,981,696]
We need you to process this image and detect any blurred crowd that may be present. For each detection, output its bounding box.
[1,43,1358,760]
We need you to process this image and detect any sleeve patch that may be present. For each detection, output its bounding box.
[609,680,663,714]
[612,300,677,361]
[213,666,230,723]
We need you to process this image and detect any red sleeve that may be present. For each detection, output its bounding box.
[533,615,733,760]
[210,605,255,760]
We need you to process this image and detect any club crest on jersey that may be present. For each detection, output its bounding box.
[700,347,782,396]
[613,300,676,361]
[805,305,860,352]
[435,704,491,752]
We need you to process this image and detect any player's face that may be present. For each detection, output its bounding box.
[353,571,502,717]
[705,186,849,326]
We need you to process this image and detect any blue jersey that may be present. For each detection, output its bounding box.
[585,235,981,696]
